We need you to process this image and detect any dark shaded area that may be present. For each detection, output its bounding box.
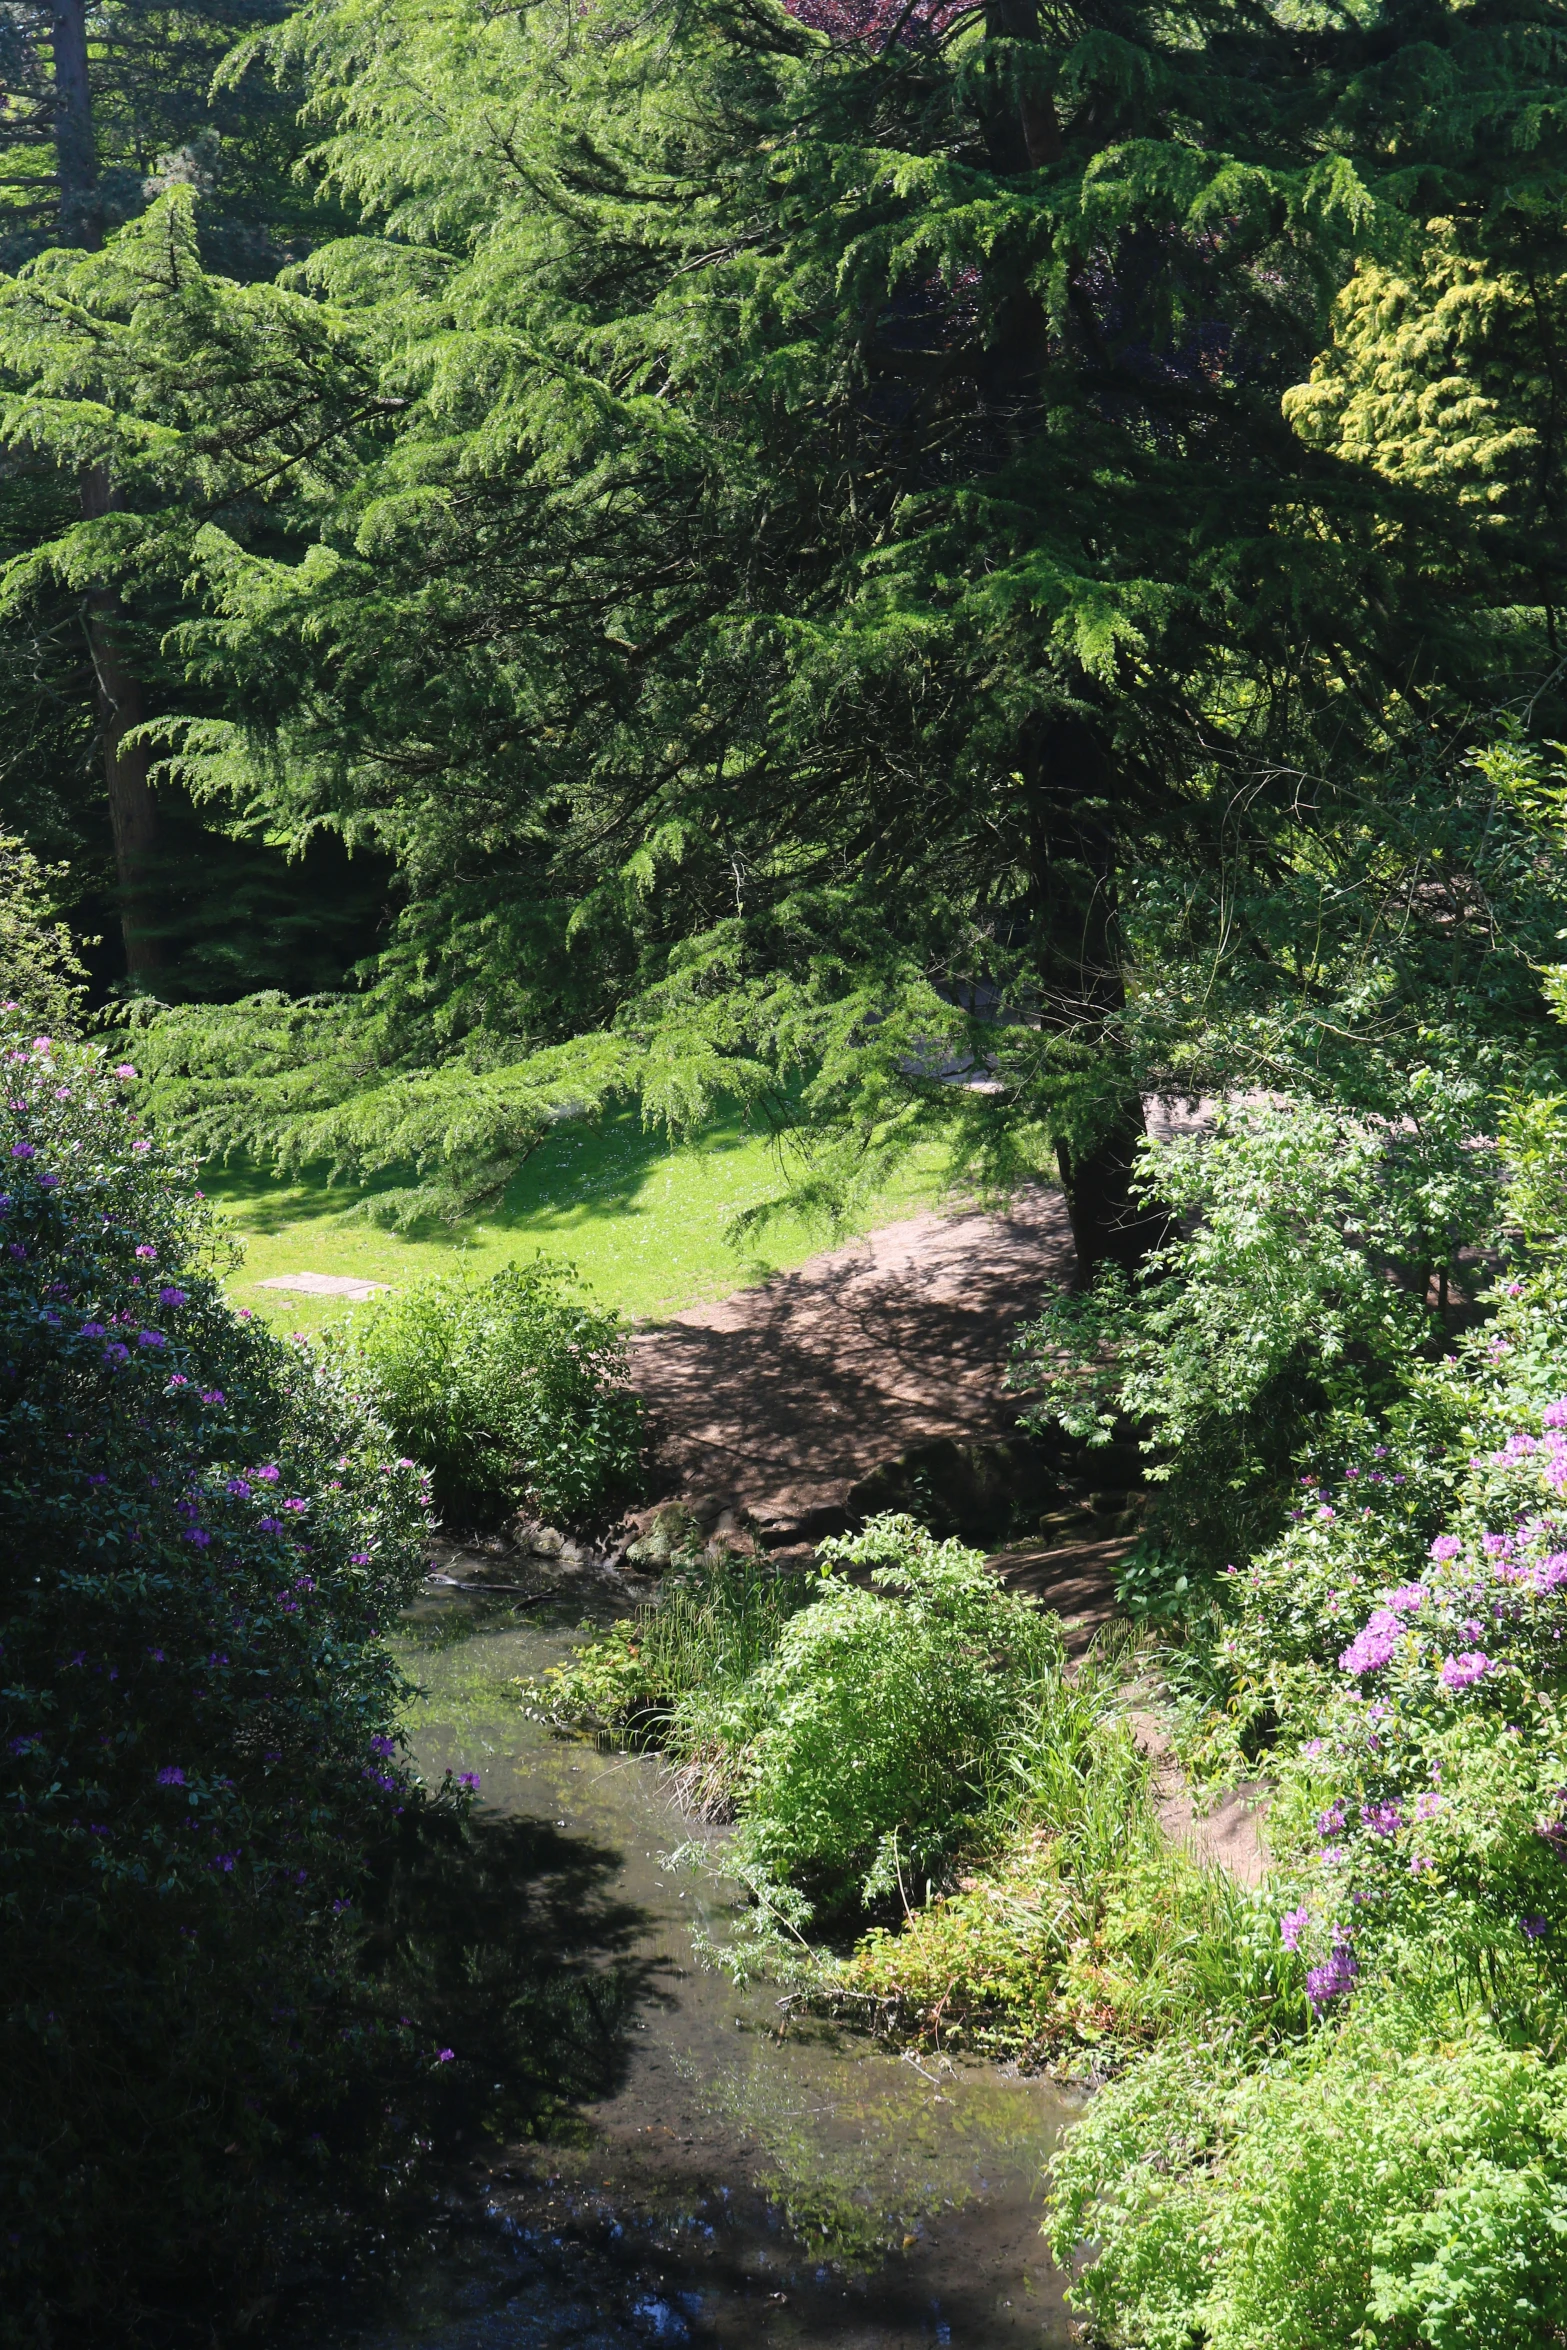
[41,1803,661,2349]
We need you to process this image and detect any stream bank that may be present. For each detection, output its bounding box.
[292,1584,1081,2350]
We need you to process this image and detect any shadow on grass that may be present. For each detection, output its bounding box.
[203,1107,764,1245]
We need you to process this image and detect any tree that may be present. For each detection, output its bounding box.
[0,0,367,985]
[7,0,1567,1254]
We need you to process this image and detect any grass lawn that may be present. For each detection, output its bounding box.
[206,1110,953,1333]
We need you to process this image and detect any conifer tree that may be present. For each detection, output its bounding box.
[6,0,1567,1252]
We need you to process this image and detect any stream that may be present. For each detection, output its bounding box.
[294,1582,1082,2350]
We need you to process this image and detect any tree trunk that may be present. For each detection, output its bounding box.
[55,6,161,976]
[51,0,101,249]
[1056,1106,1168,1286]
[81,469,162,979]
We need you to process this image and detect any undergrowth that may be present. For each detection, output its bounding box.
[528,1517,1308,2057]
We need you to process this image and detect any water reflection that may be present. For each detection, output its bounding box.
[290,1593,1078,2349]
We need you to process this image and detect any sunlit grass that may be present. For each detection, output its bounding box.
[206,1109,952,1331]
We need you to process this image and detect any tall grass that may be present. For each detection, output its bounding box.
[521,1549,813,1807]
[837,1659,1306,2054]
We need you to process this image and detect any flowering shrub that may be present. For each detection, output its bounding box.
[1046,1255,1567,2344]
[1159,1271,1567,2013]
[0,1010,435,2325]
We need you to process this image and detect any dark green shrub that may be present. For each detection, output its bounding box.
[347,1259,646,1525]
[0,1010,433,2331]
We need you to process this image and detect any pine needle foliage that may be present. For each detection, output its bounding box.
[5,0,1567,1232]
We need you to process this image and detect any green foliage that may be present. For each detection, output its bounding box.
[0,1011,438,2325]
[343,1258,645,1525]
[539,1516,1064,1913]
[1047,2013,1567,2350]
[0,831,89,1031]
[720,1519,1065,1909]
[8,0,1567,1231]
[1012,1083,1505,1592]
[837,1684,1304,2056]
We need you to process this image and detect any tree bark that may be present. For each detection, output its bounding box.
[53,17,162,982]
[1056,1107,1168,1286]
[81,469,162,979]
[50,0,101,248]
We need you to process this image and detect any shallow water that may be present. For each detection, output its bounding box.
[297,1591,1080,2350]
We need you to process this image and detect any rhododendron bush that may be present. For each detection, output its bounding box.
[0,1007,436,2326]
[1045,1229,1567,2343]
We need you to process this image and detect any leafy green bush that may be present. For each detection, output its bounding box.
[1047,2010,1567,2350]
[346,1258,646,1524]
[711,1519,1065,1909]
[0,1011,435,2329]
[537,1517,1064,1913]
[1012,1084,1503,1598]
[528,1545,814,1802]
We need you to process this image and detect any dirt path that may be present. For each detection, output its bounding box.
[626,1186,1076,1540]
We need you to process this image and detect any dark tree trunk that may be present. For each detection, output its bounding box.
[54,5,160,977]
[51,0,101,248]
[1056,1105,1168,1286]
[81,469,162,979]
[1013,714,1164,1282]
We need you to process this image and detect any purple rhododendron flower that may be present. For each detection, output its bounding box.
[369,1736,396,1758]
[1385,1584,1425,1615]
[136,1329,165,1349]
[135,1244,156,1261]
[157,1286,187,1306]
[102,1343,130,1364]
[1317,1801,1348,1838]
[226,1478,252,1498]
[1440,1651,1493,1690]
[458,1772,480,1792]
[184,1528,211,1548]
[156,1767,186,1786]
[253,1465,279,1483]
[349,1551,371,1565]
[1361,1801,1403,1837]
[435,2048,455,2063]
[1521,1915,1550,1940]
[10,1141,34,1160]
[1545,1400,1567,1429]
[37,1172,57,1190]
[1306,1942,1359,2011]
[1338,1609,1401,1676]
[1429,1534,1462,1561]
[1415,1791,1443,1821]
[258,1516,282,1534]
[116,1064,137,1081]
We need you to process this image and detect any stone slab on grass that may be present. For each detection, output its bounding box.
[254,1272,391,1302]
